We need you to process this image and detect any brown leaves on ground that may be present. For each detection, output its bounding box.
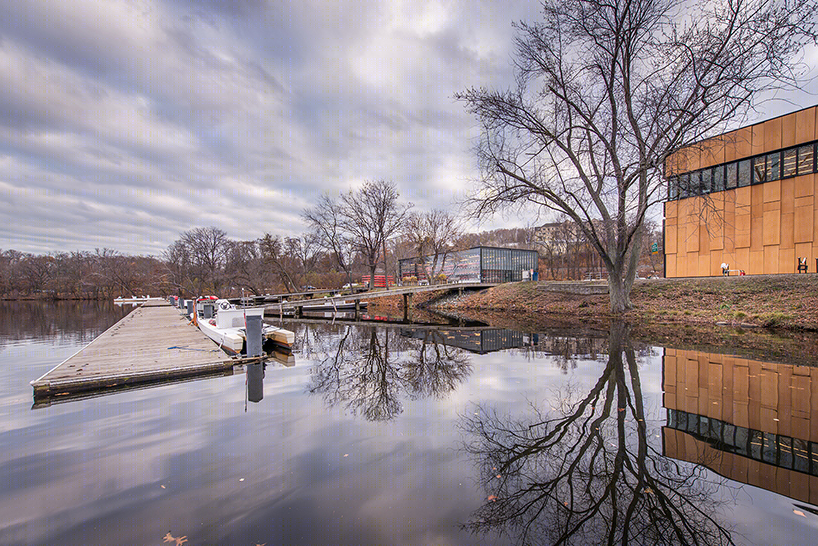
[437,275,818,332]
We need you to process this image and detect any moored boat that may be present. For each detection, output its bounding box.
[195,298,294,354]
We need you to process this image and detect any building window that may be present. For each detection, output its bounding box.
[699,168,712,194]
[766,151,781,181]
[680,173,692,196]
[726,162,737,189]
[798,144,814,176]
[783,147,798,178]
[752,156,766,185]
[713,164,725,192]
[737,159,751,187]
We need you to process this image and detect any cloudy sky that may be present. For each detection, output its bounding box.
[1,0,816,256]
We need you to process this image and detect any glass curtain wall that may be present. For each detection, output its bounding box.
[399,247,539,284]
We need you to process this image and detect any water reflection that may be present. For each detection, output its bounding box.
[308,326,472,421]
[663,348,818,506]
[0,300,129,345]
[460,322,735,545]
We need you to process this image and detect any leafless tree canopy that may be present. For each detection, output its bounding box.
[460,322,736,545]
[403,209,463,283]
[303,193,356,287]
[457,0,818,312]
[341,180,413,289]
[308,326,472,421]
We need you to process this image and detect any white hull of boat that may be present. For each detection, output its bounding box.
[196,305,294,354]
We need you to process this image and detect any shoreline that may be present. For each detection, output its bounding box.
[423,274,818,332]
[367,275,818,364]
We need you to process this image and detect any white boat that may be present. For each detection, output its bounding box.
[114,295,158,305]
[195,299,294,355]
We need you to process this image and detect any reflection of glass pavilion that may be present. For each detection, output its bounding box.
[662,347,818,506]
[398,246,539,283]
[399,327,530,354]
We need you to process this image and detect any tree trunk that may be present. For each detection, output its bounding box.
[369,264,377,290]
[607,269,631,314]
[382,240,390,289]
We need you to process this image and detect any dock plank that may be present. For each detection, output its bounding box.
[31,302,258,399]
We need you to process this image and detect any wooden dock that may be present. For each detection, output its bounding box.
[31,301,261,401]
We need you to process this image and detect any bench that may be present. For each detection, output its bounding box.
[721,264,745,277]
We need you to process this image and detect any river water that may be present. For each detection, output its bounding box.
[0,301,816,545]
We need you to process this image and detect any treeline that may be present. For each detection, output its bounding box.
[1,180,662,300]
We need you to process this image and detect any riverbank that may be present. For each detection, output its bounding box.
[368,274,818,365]
[428,274,818,331]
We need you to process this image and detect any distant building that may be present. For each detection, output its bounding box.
[535,221,583,253]
[398,246,539,284]
[664,105,818,276]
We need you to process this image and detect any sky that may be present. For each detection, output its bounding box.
[1,0,817,257]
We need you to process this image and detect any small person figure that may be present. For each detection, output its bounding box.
[721,263,729,276]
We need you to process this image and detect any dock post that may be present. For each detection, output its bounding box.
[403,293,413,322]
[245,314,263,357]
[354,300,360,320]
[247,362,264,403]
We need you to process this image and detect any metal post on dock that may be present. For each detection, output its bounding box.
[245,314,263,357]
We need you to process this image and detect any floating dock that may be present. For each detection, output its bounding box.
[31,301,261,402]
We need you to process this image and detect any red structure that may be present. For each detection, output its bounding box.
[361,274,395,288]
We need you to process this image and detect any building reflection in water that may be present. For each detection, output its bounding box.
[460,323,734,545]
[399,327,529,354]
[663,348,818,506]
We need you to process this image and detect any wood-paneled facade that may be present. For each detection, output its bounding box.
[662,348,818,505]
[664,106,818,277]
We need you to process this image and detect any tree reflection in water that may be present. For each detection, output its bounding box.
[460,322,735,546]
[308,326,472,421]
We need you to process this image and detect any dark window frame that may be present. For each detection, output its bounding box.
[666,139,818,201]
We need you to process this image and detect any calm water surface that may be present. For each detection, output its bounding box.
[0,301,816,545]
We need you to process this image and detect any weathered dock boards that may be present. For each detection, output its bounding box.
[31,301,258,401]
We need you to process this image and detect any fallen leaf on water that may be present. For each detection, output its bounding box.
[239,478,245,482]
[496,474,501,479]
[488,495,497,502]
[794,510,806,517]
[160,485,166,489]
[163,533,174,543]
[343,454,349,457]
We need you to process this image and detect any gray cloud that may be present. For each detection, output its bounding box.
[0,0,573,254]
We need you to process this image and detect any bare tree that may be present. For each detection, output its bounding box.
[284,234,321,287]
[458,0,818,312]
[460,322,736,545]
[258,233,298,293]
[179,226,229,294]
[341,180,412,289]
[224,240,267,295]
[303,193,356,287]
[404,209,463,284]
